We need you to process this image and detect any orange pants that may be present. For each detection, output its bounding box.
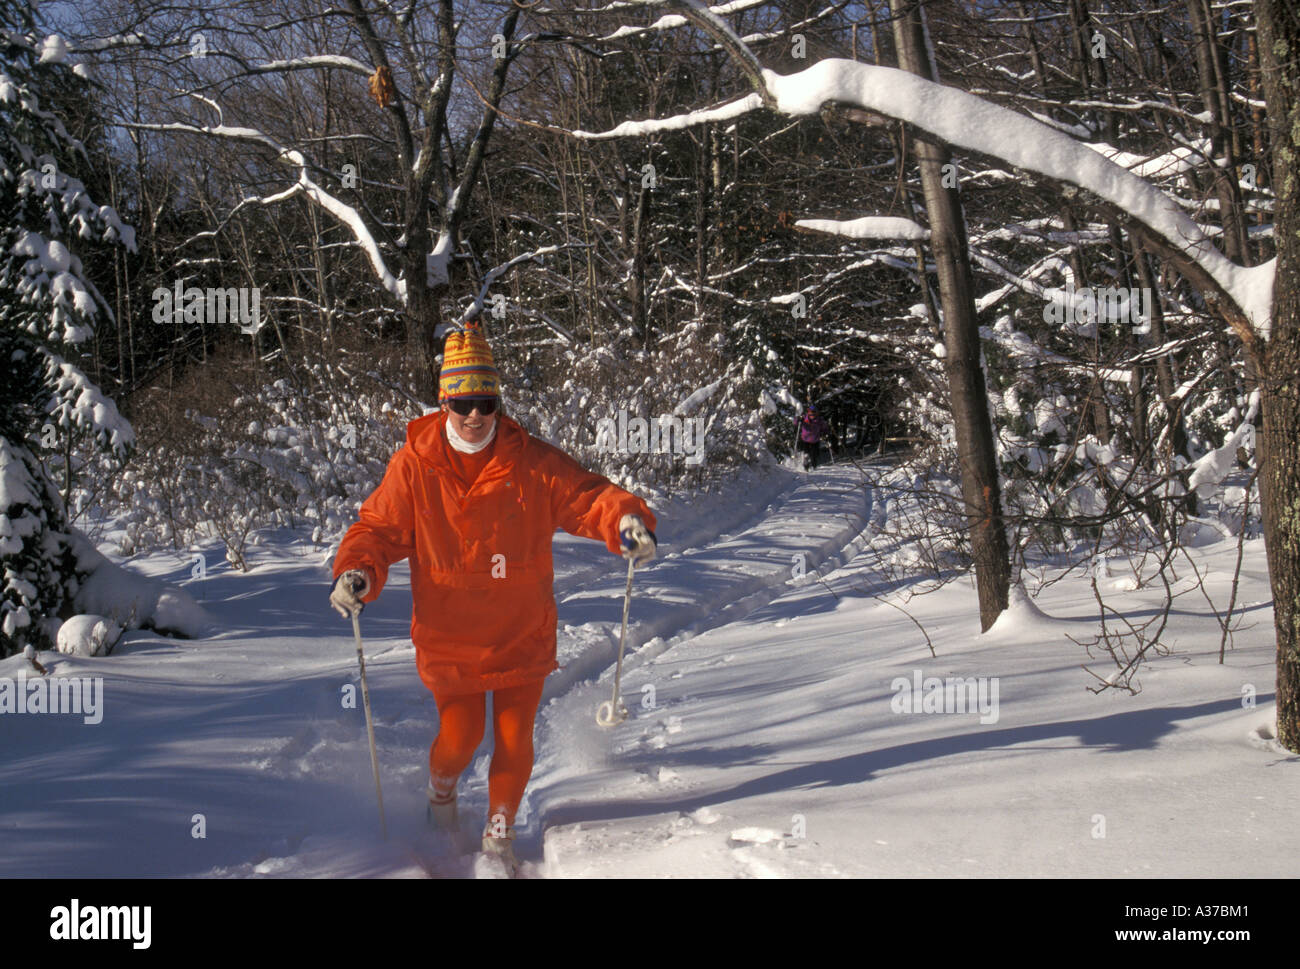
[428,679,545,828]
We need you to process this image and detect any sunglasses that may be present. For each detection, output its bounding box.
[447,396,498,416]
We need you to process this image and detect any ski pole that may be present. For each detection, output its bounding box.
[596,556,637,727]
[350,611,388,839]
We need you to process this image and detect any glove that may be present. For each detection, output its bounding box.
[330,569,371,618]
[619,514,657,566]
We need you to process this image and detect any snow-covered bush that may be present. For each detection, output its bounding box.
[103,346,398,564]
[864,287,1255,581]
[56,614,121,657]
[499,316,774,499]
[97,308,778,565]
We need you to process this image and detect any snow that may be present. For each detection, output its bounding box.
[43,354,135,451]
[597,0,768,42]
[1085,140,1206,180]
[426,231,453,290]
[43,239,71,272]
[768,291,805,305]
[979,582,1057,641]
[56,615,120,657]
[454,245,562,326]
[573,93,764,141]
[0,440,39,512]
[62,32,145,52]
[134,120,402,300]
[1,462,1295,878]
[68,532,214,639]
[252,55,372,75]
[298,174,405,300]
[1187,392,1259,496]
[795,216,929,241]
[37,34,67,65]
[673,377,725,415]
[760,60,1272,335]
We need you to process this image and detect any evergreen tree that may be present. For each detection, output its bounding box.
[0,0,135,656]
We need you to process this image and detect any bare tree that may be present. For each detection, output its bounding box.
[86,0,535,398]
[1252,0,1300,752]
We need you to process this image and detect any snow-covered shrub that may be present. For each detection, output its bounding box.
[56,614,121,657]
[865,284,1255,581]
[499,316,775,500]
[101,312,780,563]
[102,343,402,561]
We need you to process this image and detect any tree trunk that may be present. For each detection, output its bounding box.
[891,0,1010,631]
[404,206,439,401]
[1131,239,1194,506]
[631,170,650,349]
[1185,0,1251,266]
[695,126,711,320]
[1252,0,1300,753]
[1245,28,1268,223]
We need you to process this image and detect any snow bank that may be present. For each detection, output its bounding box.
[68,532,214,639]
[979,582,1060,642]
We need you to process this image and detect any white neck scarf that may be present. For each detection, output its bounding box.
[445,415,497,454]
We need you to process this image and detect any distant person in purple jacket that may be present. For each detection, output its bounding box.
[797,404,830,470]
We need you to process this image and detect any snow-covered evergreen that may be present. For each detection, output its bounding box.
[0,1,135,654]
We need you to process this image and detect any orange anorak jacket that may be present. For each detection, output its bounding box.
[333,411,656,695]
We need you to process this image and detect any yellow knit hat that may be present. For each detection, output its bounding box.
[439,321,500,400]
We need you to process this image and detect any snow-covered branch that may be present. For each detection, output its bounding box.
[454,245,569,334]
[567,55,1274,341]
[795,216,930,242]
[237,54,373,77]
[572,92,763,140]
[757,61,1273,338]
[594,0,770,42]
[121,118,405,301]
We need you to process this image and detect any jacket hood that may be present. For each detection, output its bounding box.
[406,409,528,473]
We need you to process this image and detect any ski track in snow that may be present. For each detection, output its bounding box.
[501,459,876,877]
[530,462,876,878]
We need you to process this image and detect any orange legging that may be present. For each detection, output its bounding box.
[428,679,546,829]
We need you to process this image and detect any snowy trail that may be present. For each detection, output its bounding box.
[546,462,874,696]
[3,457,1296,879]
[550,463,794,601]
[391,460,878,876]
[0,459,862,877]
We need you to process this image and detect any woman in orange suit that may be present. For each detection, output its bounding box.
[329,322,657,875]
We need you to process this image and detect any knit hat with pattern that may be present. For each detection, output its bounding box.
[439,321,499,400]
